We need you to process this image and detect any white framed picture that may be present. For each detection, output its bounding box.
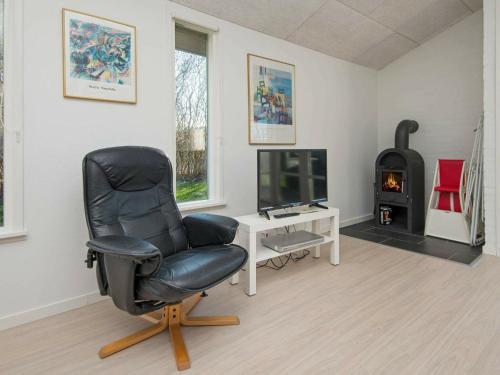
[62,9,137,104]
[247,54,296,145]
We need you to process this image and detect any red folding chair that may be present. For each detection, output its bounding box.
[434,160,464,212]
[425,159,469,243]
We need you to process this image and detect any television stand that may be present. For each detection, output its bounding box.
[230,206,340,296]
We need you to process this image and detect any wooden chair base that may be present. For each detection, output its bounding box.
[98,293,239,371]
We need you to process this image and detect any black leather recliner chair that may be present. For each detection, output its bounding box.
[83,146,247,371]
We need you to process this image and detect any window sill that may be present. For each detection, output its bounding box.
[0,229,28,243]
[178,200,226,213]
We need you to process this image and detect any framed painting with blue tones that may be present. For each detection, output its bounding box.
[62,9,137,104]
[247,54,296,145]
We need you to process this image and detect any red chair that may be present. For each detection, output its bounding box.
[434,160,464,212]
[425,159,469,243]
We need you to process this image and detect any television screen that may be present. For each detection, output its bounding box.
[258,149,327,212]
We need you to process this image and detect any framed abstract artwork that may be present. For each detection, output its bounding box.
[62,9,137,104]
[247,54,296,145]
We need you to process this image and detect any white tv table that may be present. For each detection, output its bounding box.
[231,206,340,296]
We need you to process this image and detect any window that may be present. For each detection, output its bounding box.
[175,25,209,204]
[0,0,25,239]
[0,0,5,226]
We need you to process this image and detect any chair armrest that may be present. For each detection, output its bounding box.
[86,235,163,315]
[87,235,162,263]
[183,213,239,247]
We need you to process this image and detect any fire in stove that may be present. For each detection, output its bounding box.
[382,172,403,193]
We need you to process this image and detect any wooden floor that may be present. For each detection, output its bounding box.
[1,235,500,374]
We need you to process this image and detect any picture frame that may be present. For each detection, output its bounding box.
[247,54,296,145]
[62,9,137,104]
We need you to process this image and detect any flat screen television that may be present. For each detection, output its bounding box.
[257,149,327,213]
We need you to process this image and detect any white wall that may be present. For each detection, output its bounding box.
[483,0,498,256]
[377,11,484,206]
[0,0,378,328]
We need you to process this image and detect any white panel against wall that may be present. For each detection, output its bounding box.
[483,0,496,256]
[377,11,484,219]
[483,0,498,255]
[0,0,377,325]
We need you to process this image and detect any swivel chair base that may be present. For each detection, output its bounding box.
[98,293,240,371]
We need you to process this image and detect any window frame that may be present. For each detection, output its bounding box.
[0,0,25,240]
[171,16,224,212]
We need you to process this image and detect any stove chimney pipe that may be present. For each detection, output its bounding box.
[395,120,419,149]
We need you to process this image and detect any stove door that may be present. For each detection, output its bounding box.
[377,169,407,204]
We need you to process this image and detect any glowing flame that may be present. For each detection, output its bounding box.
[383,173,401,192]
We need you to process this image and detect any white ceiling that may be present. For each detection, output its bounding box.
[171,0,482,69]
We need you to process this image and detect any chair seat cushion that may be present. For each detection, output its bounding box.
[136,244,247,303]
[434,185,460,193]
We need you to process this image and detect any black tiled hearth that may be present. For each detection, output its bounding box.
[341,220,482,265]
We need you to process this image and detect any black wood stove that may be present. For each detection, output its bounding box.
[374,120,425,233]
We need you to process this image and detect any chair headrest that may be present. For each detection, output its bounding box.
[85,146,169,191]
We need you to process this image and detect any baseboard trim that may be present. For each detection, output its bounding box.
[483,243,498,256]
[0,291,108,331]
[340,213,374,228]
[318,213,373,235]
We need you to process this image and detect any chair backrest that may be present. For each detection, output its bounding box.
[83,146,189,294]
[438,159,464,187]
[436,159,464,212]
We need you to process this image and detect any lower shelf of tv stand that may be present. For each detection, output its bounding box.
[233,206,340,296]
[256,234,334,262]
